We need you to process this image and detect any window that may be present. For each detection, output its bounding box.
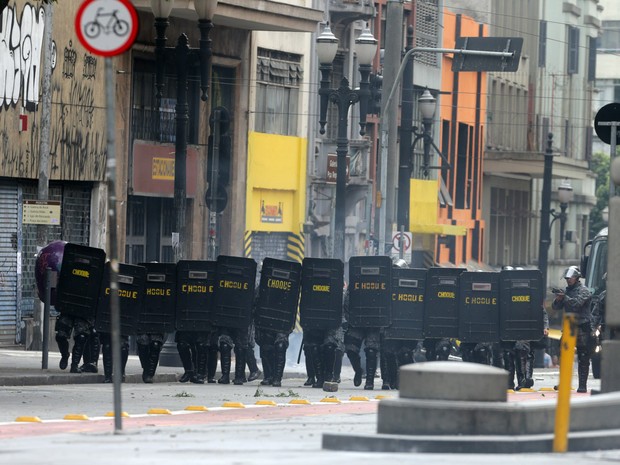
[567,26,579,75]
[587,36,597,82]
[538,20,547,68]
[255,48,303,136]
[600,20,620,52]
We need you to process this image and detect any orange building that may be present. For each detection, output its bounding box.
[436,10,488,266]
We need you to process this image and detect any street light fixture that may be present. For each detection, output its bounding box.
[416,89,437,178]
[151,0,218,261]
[316,23,377,262]
[550,179,574,249]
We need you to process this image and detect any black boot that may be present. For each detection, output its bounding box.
[323,345,337,383]
[346,349,364,387]
[56,335,70,370]
[260,346,275,386]
[303,345,315,386]
[504,350,516,390]
[121,342,129,382]
[515,349,529,390]
[193,344,208,384]
[246,348,262,382]
[311,345,324,388]
[207,346,218,383]
[102,342,113,383]
[271,342,287,387]
[177,342,195,383]
[384,353,398,390]
[334,350,343,383]
[577,356,590,393]
[70,333,88,373]
[143,341,162,384]
[218,344,232,384]
[233,347,247,385]
[80,332,100,373]
[137,342,150,380]
[364,348,378,390]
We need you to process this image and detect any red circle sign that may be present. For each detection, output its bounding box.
[75,0,139,57]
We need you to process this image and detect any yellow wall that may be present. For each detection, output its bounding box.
[246,132,307,234]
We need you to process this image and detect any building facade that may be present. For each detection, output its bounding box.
[0,0,323,346]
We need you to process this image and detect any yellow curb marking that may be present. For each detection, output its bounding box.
[288,399,311,405]
[516,388,536,393]
[64,414,89,421]
[349,396,370,402]
[374,395,391,400]
[147,408,172,415]
[320,397,341,403]
[255,400,277,406]
[222,402,245,408]
[104,411,129,418]
[15,416,42,423]
[539,387,555,392]
[185,405,209,411]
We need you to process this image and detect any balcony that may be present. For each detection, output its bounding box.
[329,0,375,25]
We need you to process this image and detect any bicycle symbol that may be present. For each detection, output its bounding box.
[83,7,129,39]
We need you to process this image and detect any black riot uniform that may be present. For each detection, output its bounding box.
[55,314,94,373]
[344,289,382,390]
[175,330,211,383]
[299,258,345,390]
[552,266,593,393]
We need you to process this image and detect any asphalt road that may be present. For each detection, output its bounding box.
[0,350,611,465]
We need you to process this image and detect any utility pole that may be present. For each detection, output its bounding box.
[397,25,414,232]
[34,1,53,350]
[379,0,404,255]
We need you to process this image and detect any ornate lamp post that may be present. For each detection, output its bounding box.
[316,24,377,261]
[538,132,573,291]
[151,0,218,261]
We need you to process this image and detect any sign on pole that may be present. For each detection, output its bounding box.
[452,37,523,72]
[75,0,138,57]
[594,102,620,146]
[391,231,412,263]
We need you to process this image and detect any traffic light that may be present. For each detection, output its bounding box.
[369,73,383,115]
[206,106,231,213]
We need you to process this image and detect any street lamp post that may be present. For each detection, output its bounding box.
[151,0,218,262]
[538,133,573,291]
[316,24,377,262]
[397,88,436,230]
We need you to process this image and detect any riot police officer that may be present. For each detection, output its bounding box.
[137,332,166,383]
[552,266,592,393]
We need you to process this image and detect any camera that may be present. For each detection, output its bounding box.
[551,287,564,294]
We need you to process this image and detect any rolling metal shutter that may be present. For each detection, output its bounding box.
[0,182,18,345]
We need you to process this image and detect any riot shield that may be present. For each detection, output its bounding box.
[423,267,466,338]
[136,262,176,334]
[458,271,500,343]
[212,256,256,329]
[499,269,544,341]
[299,258,344,330]
[95,262,145,336]
[175,260,216,331]
[55,243,106,320]
[254,258,302,333]
[383,267,426,340]
[348,256,392,328]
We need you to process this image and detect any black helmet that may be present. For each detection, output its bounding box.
[563,266,581,279]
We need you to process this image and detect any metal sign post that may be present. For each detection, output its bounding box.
[75,0,139,433]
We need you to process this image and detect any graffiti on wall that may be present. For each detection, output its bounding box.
[0,4,106,181]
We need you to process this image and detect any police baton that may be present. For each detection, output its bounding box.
[297,340,304,364]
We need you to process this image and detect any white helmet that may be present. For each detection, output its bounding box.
[393,258,408,269]
[563,266,581,279]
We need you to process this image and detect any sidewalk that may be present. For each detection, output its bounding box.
[0,347,308,386]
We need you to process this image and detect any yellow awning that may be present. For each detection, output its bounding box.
[409,179,466,236]
[410,223,467,235]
